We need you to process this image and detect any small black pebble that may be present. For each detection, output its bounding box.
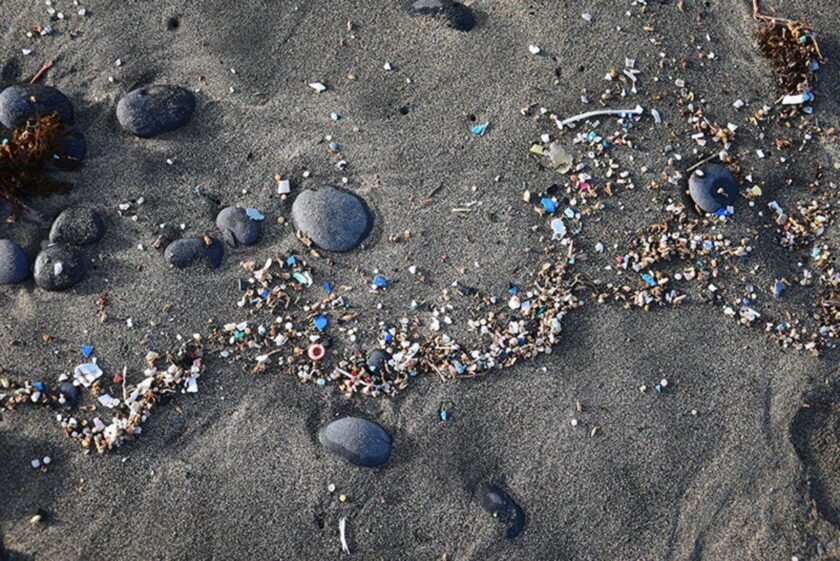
[475,482,526,539]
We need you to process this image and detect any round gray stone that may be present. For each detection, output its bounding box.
[475,482,526,539]
[0,239,30,284]
[116,85,195,138]
[33,246,87,290]
[688,164,739,213]
[216,207,260,247]
[165,237,223,269]
[318,417,391,468]
[0,84,74,129]
[366,349,390,373]
[291,186,372,252]
[49,207,105,246]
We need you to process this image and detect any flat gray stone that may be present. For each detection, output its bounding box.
[0,84,74,129]
[475,482,526,539]
[318,417,391,468]
[33,246,87,291]
[49,207,105,246]
[117,85,195,138]
[292,186,372,252]
[0,239,30,284]
[688,164,739,213]
[216,206,260,247]
[410,0,476,31]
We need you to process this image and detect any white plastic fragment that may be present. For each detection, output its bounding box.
[339,517,350,554]
[309,82,327,93]
[74,363,103,387]
[528,44,541,55]
[557,105,643,129]
[277,179,291,195]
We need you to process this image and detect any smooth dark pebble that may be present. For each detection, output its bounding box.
[116,85,195,138]
[33,246,87,290]
[49,207,105,246]
[410,0,476,31]
[57,382,81,408]
[51,130,87,170]
[0,84,74,129]
[318,417,392,468]
[205,237,224,269]
[475,482,526,539]
[216,206,260,247]
[291,186,372,252]
[688,164,739,213]
[0,239,30,284]
[366,349,390,373]
[165,237,223,269]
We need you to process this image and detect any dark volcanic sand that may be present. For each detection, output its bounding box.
[2,1,840,559]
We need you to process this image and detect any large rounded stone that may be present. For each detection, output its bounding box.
[0,84,74,129]
[216,206,260,247]
[475,482,526,539]
[318,417,392,468]
[0,239,30,284]
[410,0,476,31]
[49,207,105,246]
[116,85,195,138]
[33,246,87,290]
[292,186,372,252]
[688,164,739,213]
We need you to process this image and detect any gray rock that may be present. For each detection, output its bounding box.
[366,349,390,373]
[475,482,526,539]
[116,85,195,138]
[57,382,81,408]
[216,206,261,247]
[318,417,392,468]
[33,246,87,290]
[410,0,476,31]
[688,164,739,213]
[165,237,223,269]
[291,186,372,252]
[0,239,30,284]
[49,207,105,246]
[51,130,87,170]
[0,84,74,129]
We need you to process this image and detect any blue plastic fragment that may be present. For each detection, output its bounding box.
[642,273,656,287]
[471,122,489,136]
[703,240,713,251]
[324,281,332,295]
[34,381,45,392]
[260,289,270,298]
[564,208,575,219]
[329,141,339,151]
[440,409,449,421]
[81,345,94,358]
[245,208,265,221]
[773,279,785,298]
[384,332,394,343]
[509,285,518,295]
[314,315,329,331]
[373,275,388,288]
[540,198,557,214]
[317,378,326,386]
[287,256,297,266]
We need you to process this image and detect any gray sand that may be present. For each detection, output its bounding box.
[2,1,840,559]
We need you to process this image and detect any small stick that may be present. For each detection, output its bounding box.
[28,60,55,84]
[687,153,718,173]
[557,105,644,129]
[752,0,795,24]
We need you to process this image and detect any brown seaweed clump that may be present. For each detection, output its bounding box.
[0,113,71,222]
[756,19,822,96]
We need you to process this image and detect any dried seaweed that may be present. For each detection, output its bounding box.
[756,19,821,95]
[0,113,71,221]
